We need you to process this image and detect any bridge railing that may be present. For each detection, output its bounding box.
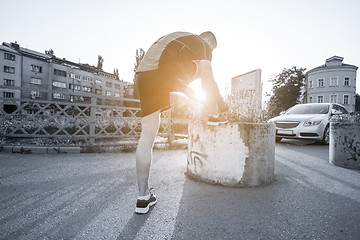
[0,97,176,146]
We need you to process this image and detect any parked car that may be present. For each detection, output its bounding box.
[269,103,349,144]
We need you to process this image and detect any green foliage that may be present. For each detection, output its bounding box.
[266,66,306,119]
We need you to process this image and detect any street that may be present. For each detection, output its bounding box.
[0,140,359,240]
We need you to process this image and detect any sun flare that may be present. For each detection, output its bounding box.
[189,78,205,101]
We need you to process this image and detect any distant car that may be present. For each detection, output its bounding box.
[269,103,349,144]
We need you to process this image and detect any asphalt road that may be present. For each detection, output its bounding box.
[0,140,359,240]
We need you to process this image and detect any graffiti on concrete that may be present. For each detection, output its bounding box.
[337,133,360,161]
[188,151,207,173]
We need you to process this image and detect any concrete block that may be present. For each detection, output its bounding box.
[47,147,81,154]
[11,146,36,154]
[1,146,14,153]
[330,122,360,170]
[59,147,81,154]
[187,122,275,187]
[26,146,48,154]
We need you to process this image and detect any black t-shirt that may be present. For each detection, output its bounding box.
[136,32,213,91]
[137,32,212,72]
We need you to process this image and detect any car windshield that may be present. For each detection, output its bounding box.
[286,104,329,114]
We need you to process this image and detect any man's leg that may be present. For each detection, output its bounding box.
[136,110,161,197]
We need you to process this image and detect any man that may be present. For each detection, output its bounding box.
[134,31,228,214]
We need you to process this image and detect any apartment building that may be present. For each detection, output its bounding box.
[0,41,132,112]
[304,56,358,112]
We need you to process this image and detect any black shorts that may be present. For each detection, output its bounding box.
[137,62,197,117]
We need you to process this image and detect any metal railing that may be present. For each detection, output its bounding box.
[0,97,174,145]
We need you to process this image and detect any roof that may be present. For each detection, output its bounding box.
[306,56,358,75]
[0,44,20,54]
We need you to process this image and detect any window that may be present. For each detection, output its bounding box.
[114,92,120,98]
[330,77,338,86]
[95,89,102,95]
[83,76,93,83]
[309,80,313,89]
[4,66,15,74]
[317,95,324,103]
[69,73,81,80]
[332,104,348,114]
[69,84,81,91]
[95,80,102,85]
[4,52,15,61]
[344,77,350,86]
[115,84,121,90]
[69,95,80,103]
[126,88,134,96]
[31,65,42,73]
[54,69,67,77]
[30,78,42,85]
[53,93,66,99]
[106,82,112,87]
[338,105,348,114]
[105,90,111,96]
[3,92,14,98]
[83,86,92,93]
[343,95,349,105]
[4,79,14,86]
[52,81,67,88]
[317,78,324,87]
[30,91,41,98]
[330,94,337,103]
[309,96,312,103]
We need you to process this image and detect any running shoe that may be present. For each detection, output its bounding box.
[207,114,228,126]
[135,189,157,214]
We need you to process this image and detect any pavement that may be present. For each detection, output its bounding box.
[0,140,360,240]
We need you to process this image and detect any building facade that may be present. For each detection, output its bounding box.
[304,56,358,112]
[0,42,133,111]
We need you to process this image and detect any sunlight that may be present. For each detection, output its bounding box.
[189,78,205,100]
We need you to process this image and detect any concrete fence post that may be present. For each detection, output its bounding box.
[329,116,360,170]
[89,97,96,146]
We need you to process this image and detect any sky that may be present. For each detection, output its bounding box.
[1,0,360,99]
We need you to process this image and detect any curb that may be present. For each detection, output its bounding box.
[0,139,187,154]
[0,146,81,154]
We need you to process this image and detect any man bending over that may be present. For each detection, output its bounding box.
[134,31,229,214]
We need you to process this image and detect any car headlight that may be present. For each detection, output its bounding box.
[303,120,322,126]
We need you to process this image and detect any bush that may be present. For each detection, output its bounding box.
[225,90,264,123]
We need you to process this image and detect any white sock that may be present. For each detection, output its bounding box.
[138,193,150,201]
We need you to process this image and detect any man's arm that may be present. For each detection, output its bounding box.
[183,86,199,102]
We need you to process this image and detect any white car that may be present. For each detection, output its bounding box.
[269,103,349,144]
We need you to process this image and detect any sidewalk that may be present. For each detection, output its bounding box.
[0,148,360,239]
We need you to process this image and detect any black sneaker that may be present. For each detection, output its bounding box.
[207,114,228,126]
[135,189,157,214]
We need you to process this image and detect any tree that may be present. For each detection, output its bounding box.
[356,93,360,113]
[97,55,103,71]
[134,48,145,73]
[113,68,119,80]
[133,48,145,99]
[266,66,306,119]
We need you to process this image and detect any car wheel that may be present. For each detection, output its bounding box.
[321,125,330,145]
[276,137,282,143]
